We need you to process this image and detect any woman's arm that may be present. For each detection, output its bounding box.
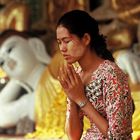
[58,64,109,138]
[104,69,133,139]
[79,100,108,137]
[65,99,83,140]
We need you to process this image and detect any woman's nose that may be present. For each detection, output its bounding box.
[59,43,67,52]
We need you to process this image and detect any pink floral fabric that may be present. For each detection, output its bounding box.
[66,60,133,139]
[81,60,133,140]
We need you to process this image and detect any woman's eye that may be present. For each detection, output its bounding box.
[64,40,71,44]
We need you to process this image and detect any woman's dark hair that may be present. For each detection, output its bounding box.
[56,10,114,62]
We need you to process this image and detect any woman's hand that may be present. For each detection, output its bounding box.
[58,64,86,103]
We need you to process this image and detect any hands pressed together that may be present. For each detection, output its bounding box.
[57,64,87,104]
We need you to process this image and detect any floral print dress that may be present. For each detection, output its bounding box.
[67,60,133,140]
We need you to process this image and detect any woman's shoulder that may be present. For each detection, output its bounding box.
[99,60,128,80]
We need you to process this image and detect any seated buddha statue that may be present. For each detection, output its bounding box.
[0,0,30,32]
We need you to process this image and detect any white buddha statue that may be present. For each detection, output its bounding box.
[0,30,51,131]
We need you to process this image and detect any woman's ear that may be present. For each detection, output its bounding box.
[82,33,91,46]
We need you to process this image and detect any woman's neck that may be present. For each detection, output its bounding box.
[78,50,104,84]
[79,50,104,73]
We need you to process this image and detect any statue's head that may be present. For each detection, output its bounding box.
[0,29,51,80]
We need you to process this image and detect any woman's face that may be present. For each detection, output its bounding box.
[56,26,87,64]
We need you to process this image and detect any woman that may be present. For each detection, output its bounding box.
[56,10,133,139]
